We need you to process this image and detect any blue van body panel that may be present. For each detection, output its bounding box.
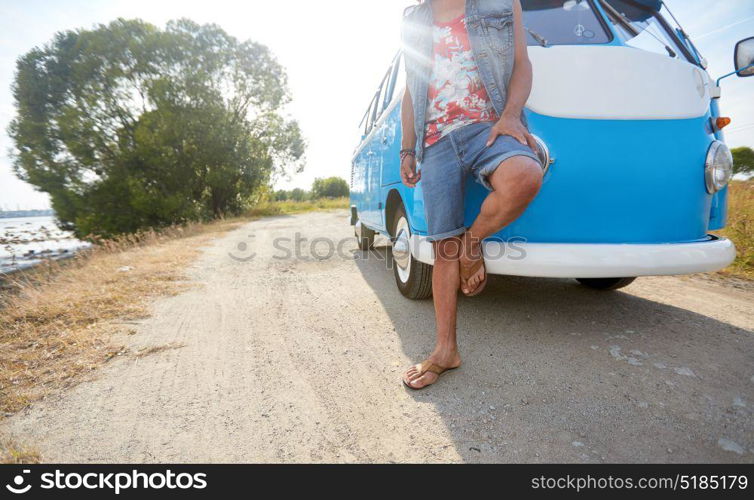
[707,98,728,231]
[468,110,716,244]
[708,185,729,231]
[350,1,730,247]
[352,126,386,229]
[352,105,721,245]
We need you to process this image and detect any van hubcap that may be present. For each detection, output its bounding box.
[393,216,411,283]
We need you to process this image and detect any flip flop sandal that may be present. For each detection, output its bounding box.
[460,253,487,297]
[402,359,458,390]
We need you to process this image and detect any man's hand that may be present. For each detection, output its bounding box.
[486,112,537,151]
[400,154,421,188]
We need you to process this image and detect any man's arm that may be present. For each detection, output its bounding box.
[401,87,417,151]
[485,0,537,151]
[400,86,421,187]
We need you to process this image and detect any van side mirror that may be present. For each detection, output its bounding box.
[734,36,754,77]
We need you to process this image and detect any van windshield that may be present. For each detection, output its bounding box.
[601,0,692,62]
[522,0,610,46]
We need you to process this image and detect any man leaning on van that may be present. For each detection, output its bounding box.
[400,0,544,389]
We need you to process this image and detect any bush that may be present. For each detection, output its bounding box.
[732,146,754,176]
[290,188,307,202]
[312,177,349,199]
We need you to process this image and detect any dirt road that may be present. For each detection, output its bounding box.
[3,210,753,463]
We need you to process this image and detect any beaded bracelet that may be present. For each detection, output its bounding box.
[399,149,416,161]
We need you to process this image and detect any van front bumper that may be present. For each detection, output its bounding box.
[410,235,735,278]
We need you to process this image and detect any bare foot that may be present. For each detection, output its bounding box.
[402,350,461,389]
[459,233,485,295]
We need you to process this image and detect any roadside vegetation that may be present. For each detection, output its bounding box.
[715,179,753,280]
[250,176,349,216]
[272,176,349,202]
[247,196,349,217]
[731,146,754,175]
[0,437,40,464]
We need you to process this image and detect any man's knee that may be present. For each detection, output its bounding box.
[491,156,542,203]
[434,237,461,262]
[516,158,543,201]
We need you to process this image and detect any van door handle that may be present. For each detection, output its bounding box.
[382,136,388,145]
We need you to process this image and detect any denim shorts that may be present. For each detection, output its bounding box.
[419,121,541,242]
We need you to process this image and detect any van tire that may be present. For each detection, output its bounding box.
[576,277,636,290]
[356,222,376,251]
[391,204,432,300]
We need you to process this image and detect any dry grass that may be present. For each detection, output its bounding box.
[133,342,187,358]
[246,197,349,217]
[714,180,754,280]
[0,219,242,415]
[0,436,40,464]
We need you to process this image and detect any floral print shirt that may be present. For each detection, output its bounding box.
[424,15,498,148]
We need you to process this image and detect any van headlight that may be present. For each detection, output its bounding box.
[705,141,733,193]
[531,135,552,174]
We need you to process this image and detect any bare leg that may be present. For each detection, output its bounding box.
[403,237,463,389]
[461,156,543,294]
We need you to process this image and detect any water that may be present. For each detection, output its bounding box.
[0,216,91,275]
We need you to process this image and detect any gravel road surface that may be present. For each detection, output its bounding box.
[3,210,753,463]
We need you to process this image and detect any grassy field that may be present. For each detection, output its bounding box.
[245,197,349,217]
[714,180,753,280]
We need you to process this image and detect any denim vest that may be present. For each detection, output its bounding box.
[401,0,515,162]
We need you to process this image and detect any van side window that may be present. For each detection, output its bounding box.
[365,68,392,136]
[381,67,396,112]
[373,71,390,122]
[363,97,376,136]
[382,53,405,112]
[393,55,406,100]
[358,53,405,139]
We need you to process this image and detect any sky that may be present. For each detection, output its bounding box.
[0,0,752,210]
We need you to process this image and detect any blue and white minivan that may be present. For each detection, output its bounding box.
[351,0,752,299]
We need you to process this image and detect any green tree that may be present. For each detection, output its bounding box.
[312,177,349,199]
[732,146,754,176]
[9,18,305,238]
[290,188,308,202]
[273,190,289,201]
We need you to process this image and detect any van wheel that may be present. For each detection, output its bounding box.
[576,277,636,290]
[355,221,376,250]
[391,205,432,300]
